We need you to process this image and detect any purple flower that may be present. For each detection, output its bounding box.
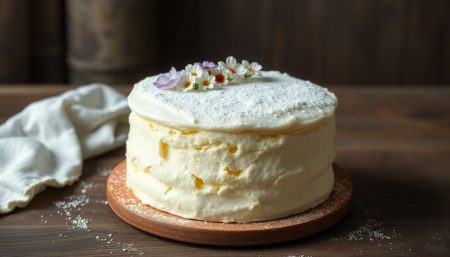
[153,67,180,90]
[198,61,217,70]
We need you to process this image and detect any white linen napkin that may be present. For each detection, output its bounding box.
[0,84,129,213]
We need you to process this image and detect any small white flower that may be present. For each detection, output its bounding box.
[212,67,229,86]
[177,72,196,91]
[195,71,216,90]
[242,60,262,77]
[184,64,203,78]
[218,56,246,82]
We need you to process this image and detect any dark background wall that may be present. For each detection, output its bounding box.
[0,0,448,85]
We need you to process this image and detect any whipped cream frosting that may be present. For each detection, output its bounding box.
[126,113,336,222]
[128,71,337,133]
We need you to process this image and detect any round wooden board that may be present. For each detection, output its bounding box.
[107,160,352,246]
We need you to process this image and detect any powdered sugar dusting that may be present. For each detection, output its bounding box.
[347,218,396,241]
[54,194,89,211]
[71,215,90,230]
[328,197,403,255]
[131,71,337,131]
[35,165,145,255]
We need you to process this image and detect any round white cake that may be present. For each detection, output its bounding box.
[126,70,337,222]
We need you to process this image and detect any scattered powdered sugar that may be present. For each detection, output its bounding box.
[52,191,91,232]
[121,243,140,253]
[328,196,403,255]
[80,181,96,192]
[347,218,397,241]
[54,194,89,211]
[71,215,90,230]
[134,71,337,130]
[98,166,112,177]
[95,234,144,255]
[53,194,91,230]
[37,165,145,255]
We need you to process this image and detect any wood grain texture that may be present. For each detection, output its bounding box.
[0,85,449,256]
[403,0,450,84]
[0,0,30,83]
[158,0,450,85]
[0,0,449,85]
[30,0,65,83]
[66,0,157,84]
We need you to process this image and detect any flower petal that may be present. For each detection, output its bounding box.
[156,75,169,84]
[226,56,236,66]
[154,68,180,89]
[169,67,179,79]
[251,62,262,71]
[236,65,247,75]
[218,61,227,70]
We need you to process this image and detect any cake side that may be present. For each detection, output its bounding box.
[126,112,336,222]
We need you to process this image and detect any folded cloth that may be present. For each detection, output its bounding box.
[0,84,129,213]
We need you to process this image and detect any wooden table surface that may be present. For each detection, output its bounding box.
[0,85,449,257]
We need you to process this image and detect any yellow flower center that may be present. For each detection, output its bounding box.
[228,67,236,74]
[191,72,198,77]
[184,81,191,88]
[202,80,210,86]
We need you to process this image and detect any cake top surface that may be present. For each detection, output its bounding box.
[128,71,337,132]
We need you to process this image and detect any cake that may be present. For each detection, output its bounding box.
[126,57,337,222]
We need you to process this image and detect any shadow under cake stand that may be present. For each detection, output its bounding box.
[107,161,352,246]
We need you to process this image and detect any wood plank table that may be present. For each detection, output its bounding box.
[0,85,449,257]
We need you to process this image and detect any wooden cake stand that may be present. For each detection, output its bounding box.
[107,161,352,246]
